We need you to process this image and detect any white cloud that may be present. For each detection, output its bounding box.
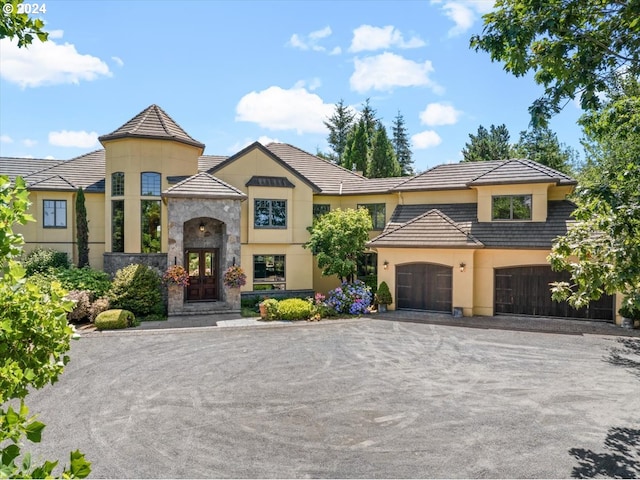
[412,130,442,149]
[48,130,99,148]
[287,26,334,53]
[45,155,56,160]
[0,30,111,88]
[329,46,342,55]
[350,52,443,94]
[432,1,495,37]
[0,135,13,143]
[228,136,281,153]
[22,139,37,147]
[236,86,334,134]
[349,25,426,52]
[257,135,280,145]
[419,102,462,126]
[112,56,124,67]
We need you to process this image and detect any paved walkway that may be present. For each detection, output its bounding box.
[127,310,640,337]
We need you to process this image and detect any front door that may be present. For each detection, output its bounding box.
[186,249,218,301]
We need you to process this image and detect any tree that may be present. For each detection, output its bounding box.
[391,111,414,175]
[360,98,378,149]
[304,207,373,283]
[513,126,577,174]
[369,122,401,178]
[462,124,514,162]
[324,99,356,163]
[342,119,369,174]
[76,188,89,267]
[0,176,91,477]
[470,0,640,127]
[549,78,640,316]
[0,0,48,47]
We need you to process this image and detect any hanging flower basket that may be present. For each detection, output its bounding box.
[223,265,247,288]
[163,265,190,287]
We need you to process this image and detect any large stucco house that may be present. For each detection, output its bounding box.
[0,105,620,323]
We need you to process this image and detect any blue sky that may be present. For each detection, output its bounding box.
[0,0,585,172]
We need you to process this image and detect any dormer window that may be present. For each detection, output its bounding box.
[492,195,532,220]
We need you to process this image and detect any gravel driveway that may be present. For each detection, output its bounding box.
[25,319,640,478]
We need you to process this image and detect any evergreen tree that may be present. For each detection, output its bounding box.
[324,99,356,163]
[360,98,378,150]
[76,187,89,267]
[342,119,369,174]
[513,126,576,174]
[462,124,514,162]
[391,111,414,175]
[369,122,401,178]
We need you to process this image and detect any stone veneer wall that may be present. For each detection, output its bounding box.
[103,253,168,276]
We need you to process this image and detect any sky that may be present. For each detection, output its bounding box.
[0,0,586,172]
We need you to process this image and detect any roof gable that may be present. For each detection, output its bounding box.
[28,175,77,191]
[23,150,106,192]
[467,159,576,186]
[163,172,247,199]
[0,157,64,182]
[99,104,204,149]
[369,208,483,248]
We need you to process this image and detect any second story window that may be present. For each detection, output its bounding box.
[313,204,330,219]
[254,199,287,228]
[112,172,124,196]
[492,195,532,220]
[358,203,386,230]
[141,172,161,196]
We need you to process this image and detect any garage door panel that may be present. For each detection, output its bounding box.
[494,266,614,321]
[397,263,452,312]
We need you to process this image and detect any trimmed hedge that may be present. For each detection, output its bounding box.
[277,298,313,321]
[95,309,135,330]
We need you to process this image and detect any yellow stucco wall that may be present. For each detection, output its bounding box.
[102,137,201,253]
[475,183,553,222]
[241,243,313,292]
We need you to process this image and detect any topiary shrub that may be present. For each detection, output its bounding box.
[65,290,92,322]
[94,309,135,330]
[23,248,70,275]
[375,281,392,305]
[109,264,163,317]
[277,298,313,321]
[89,296,110,322]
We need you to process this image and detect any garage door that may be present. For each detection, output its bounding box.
[397,263,452,312]
[495,266,614,321]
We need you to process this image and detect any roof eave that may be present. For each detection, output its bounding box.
[98,133,205,150]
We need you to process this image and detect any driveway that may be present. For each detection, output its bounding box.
[25,319,640,478]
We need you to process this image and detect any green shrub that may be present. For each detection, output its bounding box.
[23,248,70,275]
[109,264,163,317]
[276,298,312,321]
[375,281,393,305]
[241,296,260,310]
[94,309,135,330]
[65,290,92,322]
[261,298,280,321]
[53,267,111,298]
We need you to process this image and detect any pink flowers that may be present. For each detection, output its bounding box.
[223,265,247,288]
[163,265,190,287]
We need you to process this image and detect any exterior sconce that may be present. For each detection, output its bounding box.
[199,222,205,233]
[459,262,466,272]
[383,260,389,270]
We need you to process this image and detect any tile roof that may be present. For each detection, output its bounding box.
[0,157,64,181]
[371,201,576,249]
[368,209,484,248]
[98,104,205,149]
[22,150,106,192]
[28,175,77,191]
[162,172,247,199]
[198,155,227,172]
[468,159,576,186]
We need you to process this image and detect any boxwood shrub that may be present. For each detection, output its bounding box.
[109,264,163,317]
[94,309,135,330]
[276,298,313,321]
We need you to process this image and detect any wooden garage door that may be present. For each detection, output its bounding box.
[397,263,452,312]
[495,266,614,321]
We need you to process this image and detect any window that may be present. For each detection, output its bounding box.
[357,252,378,279]
[358,203,386,230]
[43,200,66,228]
[254,199,287,228]
[492,195,532,220]
[141,200,161,253]
[253,255,285,290]
[313,204,330,219]
[112,172,124,196]
[141,172,161,196]
[112,200,125,252]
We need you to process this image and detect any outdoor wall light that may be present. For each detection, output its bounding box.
[383,260,389,270]
[459,262,466,272]
[199,222,205,233]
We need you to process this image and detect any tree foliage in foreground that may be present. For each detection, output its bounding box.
[0,0,48,47]
[0,175,90,478]
[304,208,372,283]
[549,79,640,317]
[470,0,640,126]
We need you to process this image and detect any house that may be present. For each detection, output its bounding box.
[0,105,621,322]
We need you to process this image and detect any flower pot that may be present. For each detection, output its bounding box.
[259,303,267,319]
[378,304,387,313]
[621,317,635,329]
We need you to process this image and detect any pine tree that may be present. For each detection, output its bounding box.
[369,122,401,178]
[391,111,414,175]
[324,99,355,163]
[76,187,89,267]
[360,98,378,150]
[513,125,576,174]
[342,119,369,174]
[462,124,514,162]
